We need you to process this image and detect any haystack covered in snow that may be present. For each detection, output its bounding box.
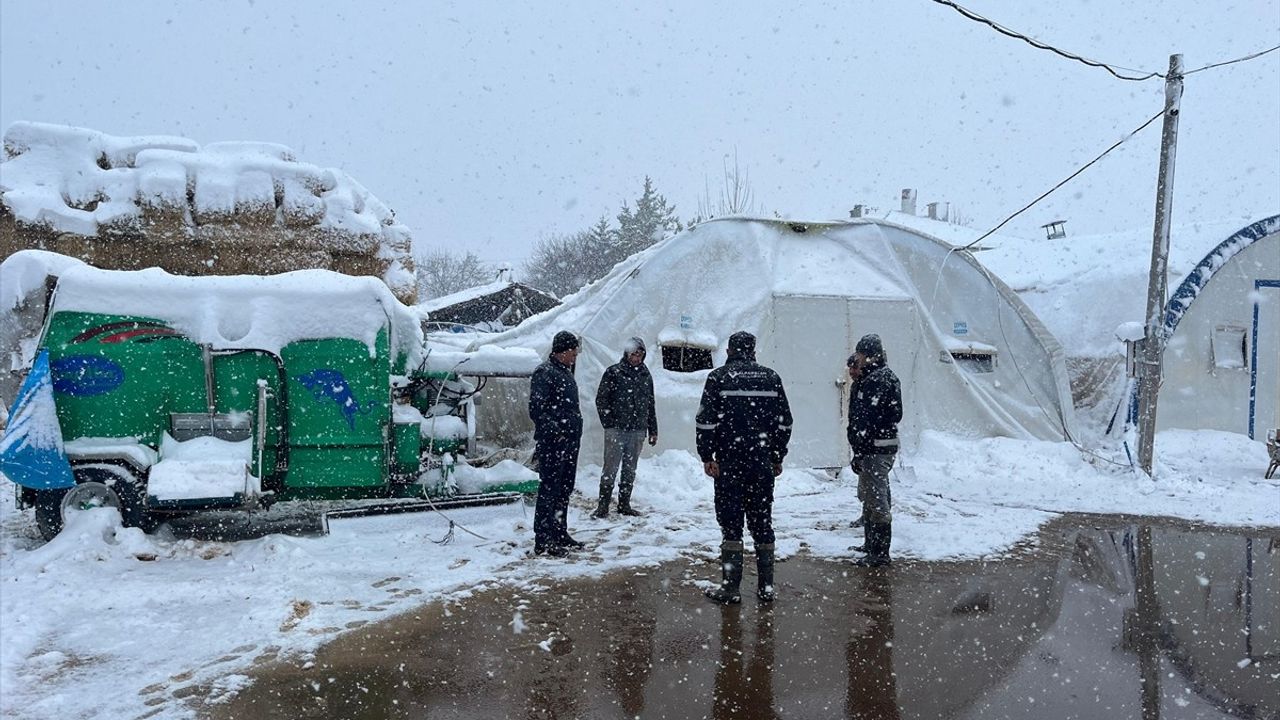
[0,122,415,302]
[466,217,1077,468]
[1151,215,1279,439]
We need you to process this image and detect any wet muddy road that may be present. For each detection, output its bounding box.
[211,516,1279,719]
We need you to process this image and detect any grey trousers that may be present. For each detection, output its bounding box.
[600,428,646,500]
[857,453,895,525]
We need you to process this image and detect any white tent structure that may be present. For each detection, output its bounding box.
[1151,214,1280,439]
[470,217,1077,468]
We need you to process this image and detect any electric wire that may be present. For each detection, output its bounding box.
[927,0,1163,81]
[930,0,1279,83]
[1185,44,1280,75]
[959,109,1166,252]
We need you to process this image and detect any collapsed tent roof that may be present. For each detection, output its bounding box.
[468,217,1078,467]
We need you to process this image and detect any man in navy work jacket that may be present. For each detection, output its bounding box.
[847,333,903,568]
[529,330,585,557]
[696,331,793,603]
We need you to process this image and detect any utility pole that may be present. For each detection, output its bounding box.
[1136,54,1184,477]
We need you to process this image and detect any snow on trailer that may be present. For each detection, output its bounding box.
[469,216,1078,469]
[0,259,537,540]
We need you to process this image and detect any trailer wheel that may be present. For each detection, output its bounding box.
[34,466,154,541]
[74,466,156,532]
[34,489,70,541]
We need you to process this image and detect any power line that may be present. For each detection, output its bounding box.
[1185,44,1280,75]
[927,0,1163,81]
[959,109,1167,251]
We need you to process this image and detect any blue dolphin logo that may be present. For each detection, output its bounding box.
[295,368,373,430]
[51,355,126,397]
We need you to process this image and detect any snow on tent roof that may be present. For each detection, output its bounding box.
[950,214,1274,357]
[1160,214,1280,340]
[49,264,424,363]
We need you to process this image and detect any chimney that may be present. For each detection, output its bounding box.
[850,204,866,218]
[1040,220,1067,240]
[900,188,917,216]
[927,201,950,221]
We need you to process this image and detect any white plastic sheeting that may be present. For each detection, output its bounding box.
[469,217,1077,468]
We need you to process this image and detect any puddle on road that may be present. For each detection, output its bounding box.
[210,515,1279,719]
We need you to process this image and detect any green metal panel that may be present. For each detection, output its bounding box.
[281,333,390,488]
[391,422,421,475]
[209,350,286,489]
[42,311,204,445]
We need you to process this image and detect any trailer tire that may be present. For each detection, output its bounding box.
[34,489,70,541]
[33,466,155,541]
[74,465,155,533]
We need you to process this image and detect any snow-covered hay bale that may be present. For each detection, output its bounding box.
[0,121,416,303]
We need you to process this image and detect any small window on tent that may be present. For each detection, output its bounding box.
[940,340,997,374]
[661,343,714,372]
[1210,325,1247,371]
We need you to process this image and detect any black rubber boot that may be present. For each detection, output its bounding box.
[591,494,610,520]
[756,543,776,602]
[854,522,891,567]
[617,488,642,516]
[705,541,744,604]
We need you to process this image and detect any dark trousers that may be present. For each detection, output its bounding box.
[534,437,580,548]
[713,459,775,545]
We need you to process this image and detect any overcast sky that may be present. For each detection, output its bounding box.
[2,1,1277,267]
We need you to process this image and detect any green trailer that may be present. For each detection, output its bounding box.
[4,265,536,540]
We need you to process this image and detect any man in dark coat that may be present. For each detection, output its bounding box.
[529,330,585,557]
[696,331,793,603]
[847,333,903,567]
[592,336,658,519]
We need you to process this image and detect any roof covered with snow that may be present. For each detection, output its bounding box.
[48,263,424,363]
[1160,214,1280,339]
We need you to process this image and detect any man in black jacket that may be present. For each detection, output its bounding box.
[696,331,793,603]
[847,333,903,567]
[592,337,658,519]
[529,330,585,557]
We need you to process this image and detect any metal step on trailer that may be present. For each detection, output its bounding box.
[319,492,525,535]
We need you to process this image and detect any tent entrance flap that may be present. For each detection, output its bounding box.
[766,294,916,468]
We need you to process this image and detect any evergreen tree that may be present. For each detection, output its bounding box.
[581,214,618,281]
[616,176,681,257]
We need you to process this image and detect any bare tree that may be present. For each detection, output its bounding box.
[416,248,491,299]
[522,231,595,298]
[695,150,757,222]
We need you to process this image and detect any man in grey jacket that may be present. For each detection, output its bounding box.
[592,337,658,518]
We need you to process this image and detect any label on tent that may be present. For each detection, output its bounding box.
[953,321,969,336]
[680,314,693,329]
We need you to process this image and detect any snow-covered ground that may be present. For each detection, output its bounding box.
[0,428,1275,720]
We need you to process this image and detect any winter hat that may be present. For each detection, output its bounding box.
[727,331,756,359]
[623,336,647,354]
[552,330,580,353]
[856,333,885,361]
